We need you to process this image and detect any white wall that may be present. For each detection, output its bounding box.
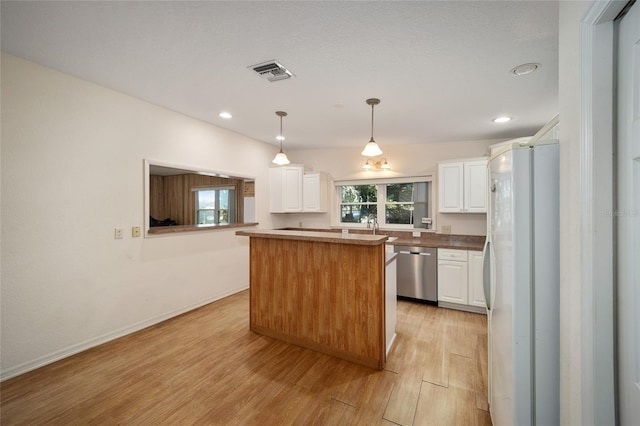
[0,54,279,380]
[285,140,498,236]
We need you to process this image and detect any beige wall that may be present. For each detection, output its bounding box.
[284,139,501,236]
[0,54,279,379]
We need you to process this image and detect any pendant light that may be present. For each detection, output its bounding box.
[272,111,290,165]
[361,98,383,157]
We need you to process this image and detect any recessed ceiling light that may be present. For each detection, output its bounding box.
[493,116,512,123]
[219,112,232,119]
[510,63,540,76]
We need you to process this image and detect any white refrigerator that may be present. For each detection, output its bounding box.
[483,141,560,426]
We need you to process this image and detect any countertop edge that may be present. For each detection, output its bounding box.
[387,238,484,251]
[236,229,388,246]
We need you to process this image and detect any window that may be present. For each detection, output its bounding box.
[194,187,236,225]
[339,184,377,223]
[385,183,414,224]
[336,178,433,230]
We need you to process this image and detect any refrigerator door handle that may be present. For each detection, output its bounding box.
[482,239,492,310]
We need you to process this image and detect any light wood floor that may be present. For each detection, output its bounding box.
[0,290,491,425]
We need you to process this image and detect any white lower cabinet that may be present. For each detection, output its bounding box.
[437,248,485,313]
[467,250,486,308]
[437,260,468,304]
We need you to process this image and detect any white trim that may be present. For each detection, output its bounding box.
[437,156,488,165]
[578,1,626,424]
[145,158,256,181]
[488,139,559,163]
[529,114,560,144]
[334,175,433,186]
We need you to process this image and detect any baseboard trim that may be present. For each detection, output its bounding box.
[0,286,248,382]
[438,301,487,315]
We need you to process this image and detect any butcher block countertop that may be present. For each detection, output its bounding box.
[235,229,388,246]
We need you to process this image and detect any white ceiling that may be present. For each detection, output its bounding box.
[0,1,559,151]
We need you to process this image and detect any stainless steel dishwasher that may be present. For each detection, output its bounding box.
[394,245,437,304]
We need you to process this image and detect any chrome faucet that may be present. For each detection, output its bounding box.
[367,214,379,235]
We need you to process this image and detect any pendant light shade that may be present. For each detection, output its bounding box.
[272,111,290,165]
[361,98,383,157]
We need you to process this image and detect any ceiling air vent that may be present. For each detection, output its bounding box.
[248,60,294,82]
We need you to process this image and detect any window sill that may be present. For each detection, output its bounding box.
[147,222,259,236]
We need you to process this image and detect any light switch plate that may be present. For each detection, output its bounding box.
[114,228,124,239]
[441,225,452,234]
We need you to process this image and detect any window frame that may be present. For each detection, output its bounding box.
[338,184,378,225]
[193,185,236,226]
[334,176,435,231]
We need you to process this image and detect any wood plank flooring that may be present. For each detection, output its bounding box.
[0,290,491,425]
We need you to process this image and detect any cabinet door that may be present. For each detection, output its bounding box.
[438,162,464,212]
[437,260,468,304]
[464,160,488,212]
[467,250,486,308]
[302,173,327,212]
[269,168,284,213]
[269,166,303,213]
[283,167,303,212]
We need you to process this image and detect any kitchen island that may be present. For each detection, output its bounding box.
[235,229,394,369]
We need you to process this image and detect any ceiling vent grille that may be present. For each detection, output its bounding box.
[248,60,294,82]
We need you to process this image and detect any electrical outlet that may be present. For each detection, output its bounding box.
[114,228,124,239]
[412,231,421,237]
[342,229,349,234]
[132,226,141,238]
[441,225,451,234]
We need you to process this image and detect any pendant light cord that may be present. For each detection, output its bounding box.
[280,115,284,151]
[370,103,375,141]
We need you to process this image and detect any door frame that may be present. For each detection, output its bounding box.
[579,1,627,424]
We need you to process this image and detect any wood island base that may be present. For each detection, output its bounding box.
[236,229,389,370]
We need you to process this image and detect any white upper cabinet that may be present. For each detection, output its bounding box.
[463,160,488,212]
[270,166,303,213]
[438,158,488,213]
[270,167,328,213]
[438,163,464,212]
[302,172,328,212]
